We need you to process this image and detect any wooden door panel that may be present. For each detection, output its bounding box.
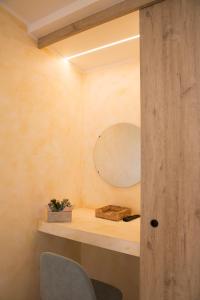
[140,0,200,299]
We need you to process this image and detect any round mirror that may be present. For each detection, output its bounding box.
[94,123,141,188]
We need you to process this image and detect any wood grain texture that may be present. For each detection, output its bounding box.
[38,0,163,48]
[140,0,200,299]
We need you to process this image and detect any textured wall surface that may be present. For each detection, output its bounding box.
[81,60,140,300]
[0,7,82,300]
[0,6,140,300]
[81,60,141,213]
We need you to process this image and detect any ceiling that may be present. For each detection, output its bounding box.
[0,0,139,71]
[0,0,124,38]
[1,0,74,22]
[51,11,139,71]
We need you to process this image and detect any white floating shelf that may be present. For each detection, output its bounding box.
[38,208,140,257]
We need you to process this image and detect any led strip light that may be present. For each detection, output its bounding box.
[65,34,140,60]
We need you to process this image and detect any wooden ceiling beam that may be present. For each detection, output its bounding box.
[38,0,163,49]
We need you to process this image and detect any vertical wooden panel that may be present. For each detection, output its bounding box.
[140,0,200,299]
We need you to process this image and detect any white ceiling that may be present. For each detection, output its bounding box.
[0,0,139,71]
[0,0,124,38]
[1,0,74,22]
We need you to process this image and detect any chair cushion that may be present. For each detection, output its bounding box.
[91,279,123,300]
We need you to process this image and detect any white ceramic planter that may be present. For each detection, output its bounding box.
[47,206,72,223]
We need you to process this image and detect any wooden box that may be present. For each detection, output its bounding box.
[47,207,72,223]
[95,205,131,221]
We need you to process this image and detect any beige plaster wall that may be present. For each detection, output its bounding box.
[81,60,141,213]
[0,6,140,300]
[0,7,82,300]
[80,60,140,300]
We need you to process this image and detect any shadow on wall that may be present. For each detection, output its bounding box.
[81,244,140,300]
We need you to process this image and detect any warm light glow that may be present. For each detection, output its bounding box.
[65,35,140,61]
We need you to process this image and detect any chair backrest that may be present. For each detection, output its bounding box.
[40,252,97,300]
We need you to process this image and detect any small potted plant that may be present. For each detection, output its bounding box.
[47,199,72,223]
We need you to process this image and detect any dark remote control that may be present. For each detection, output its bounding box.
[123,215,140,222]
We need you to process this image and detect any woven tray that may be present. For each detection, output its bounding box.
[95,205,131,221]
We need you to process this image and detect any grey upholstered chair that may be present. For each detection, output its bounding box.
[40,252,123,300]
